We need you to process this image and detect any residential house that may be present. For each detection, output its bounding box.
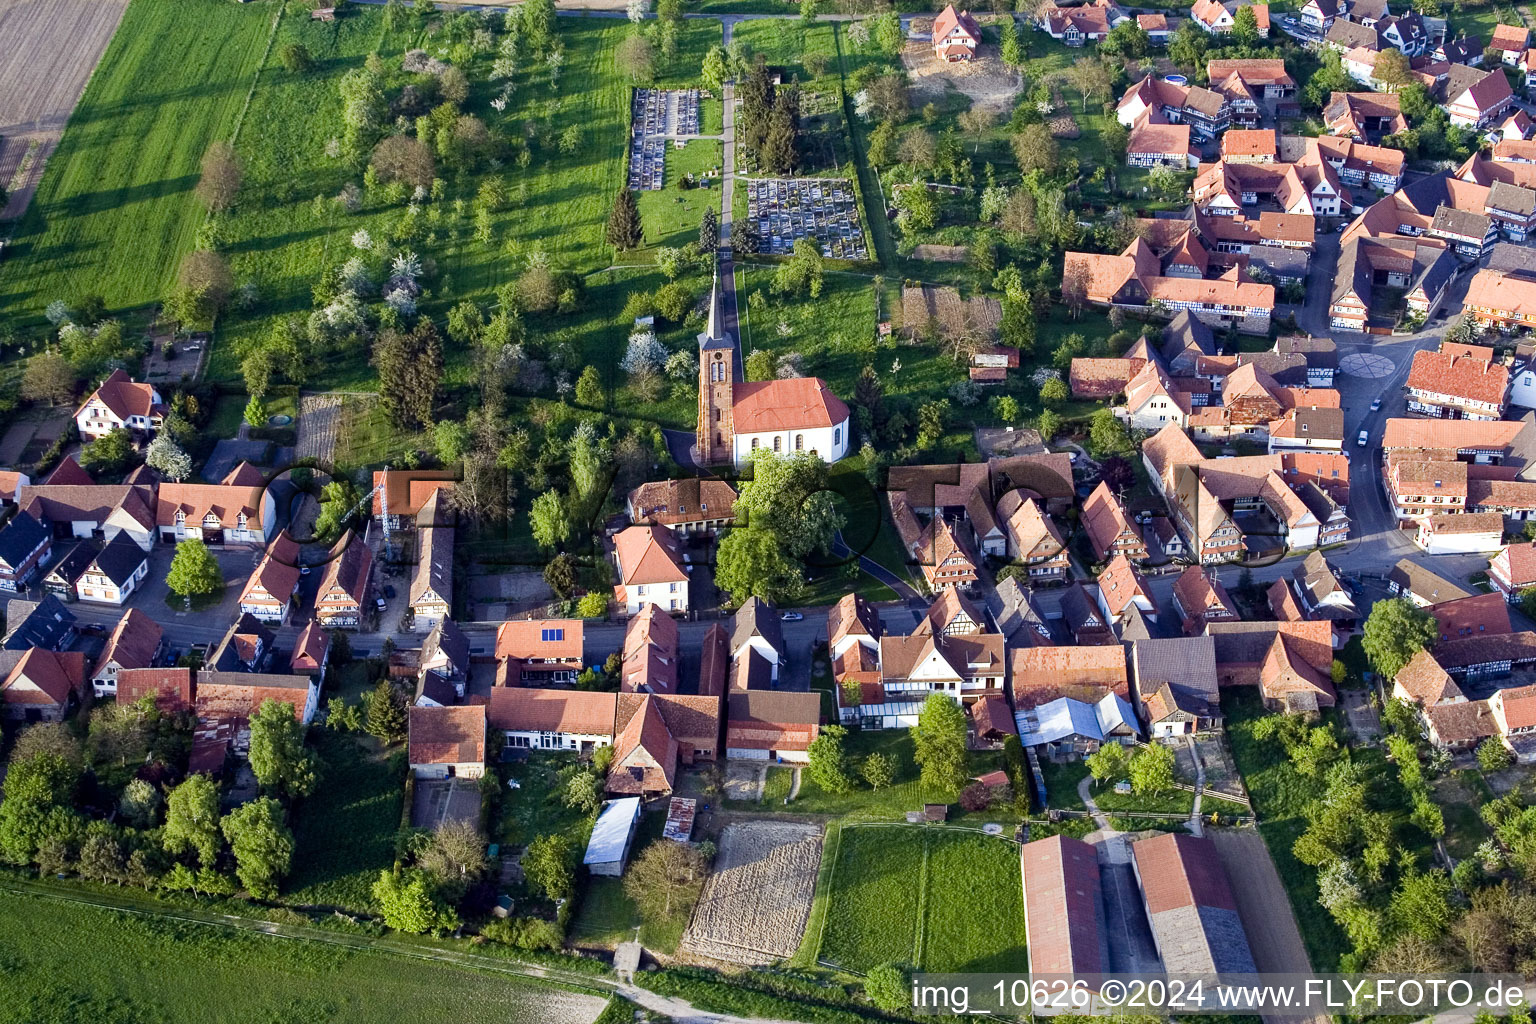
[932,5,982,61]
[1430,592,1512,644]
[1491,23,1530,64]
[1096,552,1160,626]
[607,691,723,796]
[626,477,738,534]
[1133,635,1223,735]
[288,622,330,682]
[1443,64,1515,128]
[725,690,820,761]
[74,532,149,605]
[489,688,617,753]
[1490,684,1536,761]
[1127,121,1197,169]
[1172,564,1241,634]
[74,370,165,440]
[622,604,681,694]
[494,619,584,686]
[1039,0,1115,44]
[911,516,980,593]
[1267,407,1346,454]
[195,670,321,726]
[1492,540,1536,601]
[877,629,1006,714]
[2,595,76,651]
[1191,0,1271,37]
[0,510,51,592]
[1389,557,1475,606]
[0,471,30,510]
[1417,511,1506,554]
[408,704,486,779]
[1012,645,1131,711]
[1138,13,1171,43]
[1,648,86,722]
[1063,238,1275,333]
[1082,481,1147,563]
[1406,346,1509,420]
[117,667,194,713]
[1422,699,1500,752]
[1464,267,1536,329]
[156,469,275,546]
[372,470,456,532]
[1062,582,1119,645]
[420,618,471,699]
[210,613,274,673]
[1015,692,1142,756]
[1290,550,1358,632]
[613,523,689,614]
[314,531,373,628]
[91,608,163,697]
[1299,0,1340,32]
[410,524,453,631]
[239,532,302,624]
[998,494,1070,579]
[1323,92,1408,140]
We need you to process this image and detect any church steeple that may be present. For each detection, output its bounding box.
[696,259,735,466]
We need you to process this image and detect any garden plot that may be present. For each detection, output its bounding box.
[744,178,868,260]
[681,821,823,965]
[629,87,703,191]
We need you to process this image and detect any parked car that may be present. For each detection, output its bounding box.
[375,597,387,610]
[781,611,804,622]
[1370,398,1381,412]
[1357,429,1370,446]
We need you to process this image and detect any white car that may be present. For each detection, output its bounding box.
[1357,429,1370,446]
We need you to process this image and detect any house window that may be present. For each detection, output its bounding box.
[795,434,804,451]
[773,436,782,452]
[174,510,186,525]
[751,438,760,450]
[834,427,842,447]
[203,513,219,529]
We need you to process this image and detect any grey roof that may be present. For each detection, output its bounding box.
[1332,238,1372,307]
[0,511,49,570]
[1060,582,1110,636]
[990,576,1057,646]
[730,597,784,658]
[585,797,642,866]
[1160,310,1217,369]
[1411,244,1457,306]
[415,669,458,706]
[423,617,470,678]
[1275,334,1338,368]
[1287,407,1345,440]
[1131,635,1220,710]
[210,612,274,672]
[1489,180,1536,217]
[1487,241,1536,279]
[1297,481,1344,525]
[1431,204,1492,241]
[1015,697,1104,747]
[1348,0,1389,21]
[1235,351,1309,387]
[44,542,95,588]
[1247,246,1311,280]
[88,532,147,587]
[3,595,75,651]
[1387,558,1472,603]
[1326,17,1380,48]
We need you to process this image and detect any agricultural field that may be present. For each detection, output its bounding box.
[815,824,1025,974]
[0,0,131,219]
[681,821,824,965]
[0,887,605,1024]
[1206,829,1315,975]
[284,729,407,914]
[0,0,277,321]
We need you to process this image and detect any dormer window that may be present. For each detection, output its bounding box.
[174,510,186,525]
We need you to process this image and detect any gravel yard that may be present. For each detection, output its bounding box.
[681,821,823,965]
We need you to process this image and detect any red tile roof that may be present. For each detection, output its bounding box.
[1131,832,1239,914]
[116,667,194,712]
[1407,349,1510,406]
[408,704,486,765]
[487,688,617,735]
[1022,836,1105,975]
[730,377,849,432]
[2,649,85,706]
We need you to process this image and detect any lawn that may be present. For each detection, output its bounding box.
[0,888,594,1024]
[1040,755,1196,815]
[0,0,278,327]
[496,753,595,850]
[1222,689,1352,972]
[569,811,688,953]
[636,140,723,250]
[285,728,407,914]
[817,824,1025,974]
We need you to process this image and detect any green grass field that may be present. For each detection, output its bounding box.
[0,888,593,1024]
[817,825,1025,974]
[285,729,407,913]
[637,141,724,249]
[0,0,278,323]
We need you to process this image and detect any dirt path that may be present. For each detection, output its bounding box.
[1205,830,1326,1024]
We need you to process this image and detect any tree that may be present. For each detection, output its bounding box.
[807,725,855,795]
[195,142,243,213]
[166,539,223,599]
[899,127,937,169]
[1040,377,1069,406]
[871,11,905,54]
[1087,407,1132,457]
[371,135,436,191]
[699,206,719,252]
[715,526,804,604]
[248,699,318,799]
[576,592,608,618]
[1167,20,1208,71]
[895,182,937,232]
[1036,409,1061,443]
[911,693,967,793]
[312,478,360,543]
[1478,738,1514,773]
[145,432,193,482]
[701,45,728,91]
[1067,57,1113,112]
[1100,118,1129,165]
[1362,598,1438,680]
[544,552,577,600]
[1011,122,1058,174]
[575,365,605,407]
[374,867,459,933]
[607,188,643,250]
[280,42,314,73]
[1128,742,1175,796]
[523,833,576,900]
[772,237,823,298]
[1390,868,1453,941]
[80,428,135,474]
[618,33,655,82]
[220,797,294,899]
[624,839,707,922]
[162,776,221,865]
[416,820,487,898]
[734,449,844,558]
[1230,3,1259,45]
[999,16,1022,67]
[862,751,895,790]
[530,489,571,550]
[364,681,408,744]
[20,352,76,406]
[865,963,913,1014]
[1086,742,1128,785]
[373,322,442,429]
[1374,47,1412,89]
